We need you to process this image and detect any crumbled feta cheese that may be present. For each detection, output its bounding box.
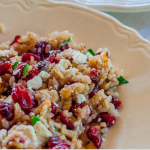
[0,50,5,57]
[86,52,93,60]
[76,94,86,103]
[72,51,87,64]
[100,122,107,128]
[49,90,60,103]
[0,129,7,139]
[34,121,52,138]
[56,64,66,72]
[59,59,71,69]
[38,71,50,79]
[27,76,42,89]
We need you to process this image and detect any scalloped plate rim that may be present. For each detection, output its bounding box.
[1,0,150,48]
[46,0,150,48]
[48,0,150,12]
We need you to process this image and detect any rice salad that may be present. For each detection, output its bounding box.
[0,31,128,149]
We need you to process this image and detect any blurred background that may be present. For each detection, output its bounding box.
[106,12,150,41]
[53,0,150,41]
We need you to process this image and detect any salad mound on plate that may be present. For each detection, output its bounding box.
[0,31,128,149]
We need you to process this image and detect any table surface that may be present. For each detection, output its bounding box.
[105,11,150,42]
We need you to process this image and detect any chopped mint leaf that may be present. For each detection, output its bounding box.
[101,133,104,137]
[117,76,129,85]
[87,49,95,56]
[30,116,40,126]
[22,64,29,75]
[60,37,71,46]
[11,62,18,69]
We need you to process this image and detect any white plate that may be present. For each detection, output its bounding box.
[0,0,150,148]
[52,0,150,12]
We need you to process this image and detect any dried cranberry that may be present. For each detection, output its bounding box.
[86,126,102,149]
[89,84,99,98]
[10,35,21,45]
[69,58,73,63]
[90,114,104,124]
[19,137,25,143]
[33,41,51,60]
[25,68,39,81]
[22,53,40,62]
[60,44,69,51]
[111,96,121,109]
[48,50,61,63]
[70,103,92,117]
[48,137,70,149]
[101,113,115,127]
[89,69,99,83]
[0,102,14,121]
[89,108,93,116]
[0,61,11,76]
[31,98,38,109]
[91,113,115,127]
[59,110,75,130]
[25,98,38,114]
[96,52,101,55]
[11,85,34,111]
[51,102,57,115]
[12,62,26,81]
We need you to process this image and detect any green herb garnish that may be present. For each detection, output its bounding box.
[87,49,95,56]
[60,37,71,46]
[117,76,129,85]
[11,62,18,69]
[101,133,104,137]
[22,64,29,75]
[30,116,41,125]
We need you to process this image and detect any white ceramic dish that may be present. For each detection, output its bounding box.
[0,0,150,148]
[52,0,150,12]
